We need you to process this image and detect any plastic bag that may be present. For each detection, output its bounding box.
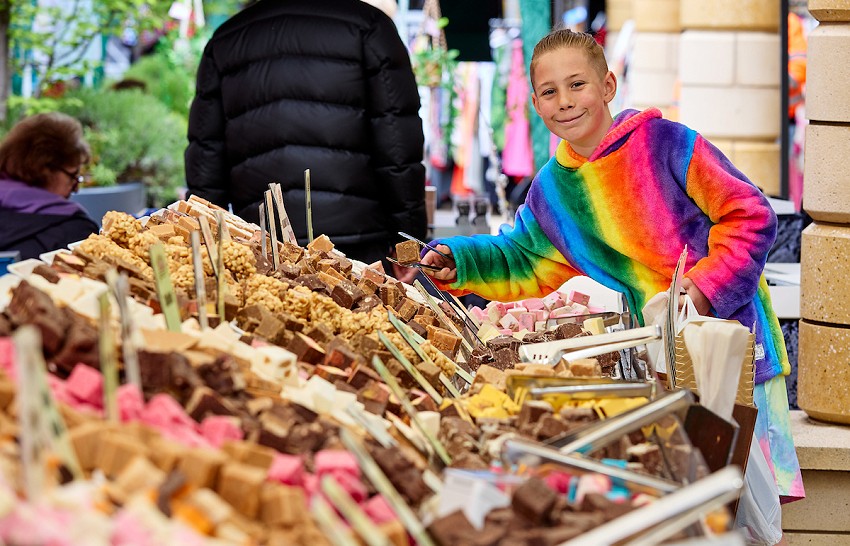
[735,441,783,545]
[641,291,669,374]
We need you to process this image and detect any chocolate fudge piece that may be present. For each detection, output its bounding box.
[254,314,287,345]
[347,363,382,390]
[580,493,633,522]
[357,275,378,296]
[281,241,304,263]
[407,319,428,339]
[512,477,558,525]
[467,345,495,371]
[395,240,421,265]
[517,401,554,433]
[304,323,333,345]
[378,283,403,308]
[627,443,664,476]
[554,322,589,340]
[370,444,430,505]
[486,335,521,354]
[288,332,326,364]
[52,309,100,373]
[197,355,242,396]
[293,273,328,294]
[354,293,382,313]
[492,348,518,371]
[414,359,442,389]
[568,358,602,377]
[426,326,462,358]
[32,263,60,283]
[331,279,364,309]
[394,297,419,322]
[186,386,241,421]
[276,261,301,280]
[427,510,476,546]
[7,280,70,356]
[449,450,489,470]
[534,414,570,440]
[357,380,389,416]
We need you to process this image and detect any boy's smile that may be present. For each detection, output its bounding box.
[531,48,617,158]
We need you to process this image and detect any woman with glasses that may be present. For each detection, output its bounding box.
[0,112,98,259]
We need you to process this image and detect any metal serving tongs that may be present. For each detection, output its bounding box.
[519,324,662,365]
[546,389,694,454]
[501,438,681,496]
[559,466,744,546]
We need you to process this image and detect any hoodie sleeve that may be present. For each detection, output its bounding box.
[185,43,230,208]
[682,135,777,318]
[435,203,581,301]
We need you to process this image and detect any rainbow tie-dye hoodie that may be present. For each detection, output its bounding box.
[437,108,789,383]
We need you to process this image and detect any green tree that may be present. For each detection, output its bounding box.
[2,0,169,108]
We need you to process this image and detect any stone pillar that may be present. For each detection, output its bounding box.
[677,0,782,196]
[798,1,850,425]
[626,0,680,119]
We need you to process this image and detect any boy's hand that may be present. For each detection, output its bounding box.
[420,244,457,282]
[680,277,712,316]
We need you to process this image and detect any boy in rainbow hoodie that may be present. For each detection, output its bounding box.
[421,28,804,519]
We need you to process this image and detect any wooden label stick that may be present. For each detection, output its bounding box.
[107,270,142,391]
[264,190,281,270]
[190,230,209,330]
[258,203,268,261]
[150,243,182,332]
[271,182,297,243]
[371,355,452,467]
[215,210,228,320]
[198,216,219,278]
[305,169,314,244]
[14,326,83,501]
[98,290,119,422]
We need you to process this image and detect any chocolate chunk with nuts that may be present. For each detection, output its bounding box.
[512,477,558,525]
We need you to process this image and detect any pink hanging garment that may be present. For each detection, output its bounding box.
[501,39,535,177]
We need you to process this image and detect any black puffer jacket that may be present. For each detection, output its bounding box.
[185,0,427,248]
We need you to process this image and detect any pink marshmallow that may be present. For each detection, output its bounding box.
[518,313,535,331]
[268,453,305,486]
[329,471,367,503]
[502,302,517,310]
[568,290,591,306]
[363,495,398,525]
[200,415,243,448]
[575,473,612,504]
[499,329,513,336]
[315,450,359,477]
[117,384,145,422]
[506,307,528,319]
[487,306,505,325]
[0,338,14,379]
[523,298,545,312]
[499,313,520,331]
[542,292,566,310]
[47,374,75,406]
[65,365,103,408]
[534,309,546,322]
[142,394,198,431]
[586,306,605,314]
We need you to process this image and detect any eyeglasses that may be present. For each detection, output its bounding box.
[58,167,90,187]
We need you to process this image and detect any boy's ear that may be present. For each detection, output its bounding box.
[531,92,542,116]
[603,71,617,103]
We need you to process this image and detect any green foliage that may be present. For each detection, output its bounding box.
[53,87,187,208]
[122,29,212,118]
[9,0,170,96]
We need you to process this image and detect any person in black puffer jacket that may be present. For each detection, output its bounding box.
[185,0,427,269]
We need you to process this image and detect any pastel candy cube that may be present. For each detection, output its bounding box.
[65,365,103,408]
[363,495,397,524]
[542,292,566,310]
[117,384,145,422]
[568,290,591,306]
[314,450,359,478]
[330,471,367,503]
[523,298,545,311]
[499,313,519,330]
[268,454,305,486]
[518,313,535,331]
[200,416,243,448]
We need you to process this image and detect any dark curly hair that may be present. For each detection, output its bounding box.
[0,112,91,188]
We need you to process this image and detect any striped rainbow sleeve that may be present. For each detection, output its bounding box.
[436,203,580,302]
[683,135,778,318]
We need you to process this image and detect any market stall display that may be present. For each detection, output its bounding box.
[0,196,750,545]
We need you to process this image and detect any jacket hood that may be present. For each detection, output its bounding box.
[0,177,85,216]
[556,108,663,168]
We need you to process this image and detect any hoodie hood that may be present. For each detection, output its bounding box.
[555,108,663,168]
[0,177,85,216]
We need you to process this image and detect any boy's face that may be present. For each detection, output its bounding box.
[531,47,617,156]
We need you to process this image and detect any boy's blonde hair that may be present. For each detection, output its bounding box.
[530,29,609,89]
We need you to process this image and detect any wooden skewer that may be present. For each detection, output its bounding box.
[305,169,314,244]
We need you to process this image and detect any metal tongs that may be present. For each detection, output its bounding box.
[559,466,743,546]
[388,231,453,272]
[519,324,662,365]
